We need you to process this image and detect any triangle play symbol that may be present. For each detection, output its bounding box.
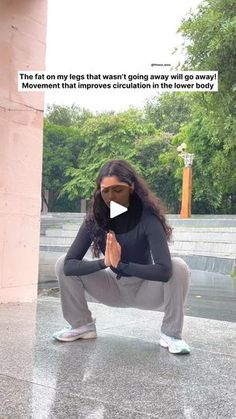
[110,201,128,219]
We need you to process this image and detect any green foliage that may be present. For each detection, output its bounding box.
[175,0,236,213]
[174,115,220,212]
[134,133,181,212]
[45,103,93,127]
[178,0,236,148]
[60,109,156,199]
[42,121,84,211]
[145,92,194,134]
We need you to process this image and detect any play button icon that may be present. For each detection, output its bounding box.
[110,201,127,219]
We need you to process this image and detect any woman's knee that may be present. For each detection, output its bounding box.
[55,254,66,279]
[171,257,191,284]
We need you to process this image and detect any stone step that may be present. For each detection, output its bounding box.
[172,231,236,243]
[173,227,236,232]
[62,223,82,231]
[40,244,70,252]
[41,237,73,246]
[41,213,85,220]
[45,228,79,237]
[169,242,236,257]
[171,249,235,258]
[45,225,236,236]
[40,238,236,258]
[169,219,236,227]
[42,226,236,249]
[171,253,235,276]
[40,213,236,231]
[40,214,84,234]
[41,220,236,260]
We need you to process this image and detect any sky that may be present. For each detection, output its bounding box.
[45,0,202,113]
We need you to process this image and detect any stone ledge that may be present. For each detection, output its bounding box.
[172,253,235,275]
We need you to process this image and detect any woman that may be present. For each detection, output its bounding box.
[53,159,191,354]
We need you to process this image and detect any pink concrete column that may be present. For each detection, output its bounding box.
[0,0,48,302]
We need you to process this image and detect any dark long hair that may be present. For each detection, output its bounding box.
[85,159,172,257]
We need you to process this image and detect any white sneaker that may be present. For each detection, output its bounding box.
[160,332,190,354]
[52,319,97,342]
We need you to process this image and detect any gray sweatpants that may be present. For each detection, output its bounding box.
[55,256,190,339]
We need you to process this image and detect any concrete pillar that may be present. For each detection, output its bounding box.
[180,167,192,218]
[0,0,48,302]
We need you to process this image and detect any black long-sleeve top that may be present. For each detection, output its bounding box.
[64,206,172,282]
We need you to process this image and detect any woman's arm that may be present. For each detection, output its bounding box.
[115,213,172,282]
[64,220,106,276]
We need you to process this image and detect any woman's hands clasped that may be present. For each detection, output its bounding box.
[104,230,121,268]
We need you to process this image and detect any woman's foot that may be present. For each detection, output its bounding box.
[160,332,190,354]
[52,320,97,342]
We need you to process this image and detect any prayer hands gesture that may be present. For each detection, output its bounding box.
[104,230,121,268]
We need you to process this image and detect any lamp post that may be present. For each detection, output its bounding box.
[177,143,194,219]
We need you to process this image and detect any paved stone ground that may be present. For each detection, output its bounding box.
[1,271,236,418]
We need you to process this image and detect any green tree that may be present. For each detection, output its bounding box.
[60,109,156,200]
[179,0,236,130]
[134,133,181,212]
[145,92,194,134]
[177,0,236,212]
[174,113,230,213]
[46,104,93,127]
[42,121,84,211]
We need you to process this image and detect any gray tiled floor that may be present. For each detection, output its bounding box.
[0,296,236,419]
